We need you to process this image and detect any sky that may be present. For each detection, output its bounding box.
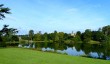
[0,0,110,34]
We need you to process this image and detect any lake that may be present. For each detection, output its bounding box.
[19,42,110,60]
[42,47,110,60]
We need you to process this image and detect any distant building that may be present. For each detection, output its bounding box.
[18,36,22,40]
[71,31,76,37]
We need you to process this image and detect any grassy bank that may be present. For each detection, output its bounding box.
[0,48,110,64]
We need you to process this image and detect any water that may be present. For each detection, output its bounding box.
[18,42,110,60]
[42,47,110,60]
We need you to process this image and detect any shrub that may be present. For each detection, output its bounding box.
[0,42,6,47]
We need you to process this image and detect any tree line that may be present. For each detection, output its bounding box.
[20,25,110,47]
[0,4,110,49]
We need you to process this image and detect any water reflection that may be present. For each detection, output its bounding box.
[19,42,110,60]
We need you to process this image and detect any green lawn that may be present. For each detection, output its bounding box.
[0,48,110,64]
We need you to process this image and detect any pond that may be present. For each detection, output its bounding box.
[19,42,110,60]
[42,47,110,60]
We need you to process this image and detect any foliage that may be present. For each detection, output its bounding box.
[76,31,81,37]
[64,40,71,44]
[0,5,19,47]
[83,29,92,43]
[29,30,34,40]
[102,25,110,36]
[33,32,42,41]
[73,35,82,43]
[43,32,48,42]
[19,40,26,45]
[20,35,29,40]
[92,31,104,42]
[6,42,19,47]
[0,25,18,47]
[11,35,19,41]
[18,25,110,50]
[0,42,6,47]
[0,4,11,20]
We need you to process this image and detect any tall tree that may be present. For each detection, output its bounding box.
[0,4,11,42]
[83,29,92,42]
[29,30,34,40]
[76,31,81,37]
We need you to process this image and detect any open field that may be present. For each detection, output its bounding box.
[0,48,110,64]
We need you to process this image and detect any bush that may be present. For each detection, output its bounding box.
[19,40,26,44]
[0,42,6,47]
[6,42,19,47]
[64,40,71,44]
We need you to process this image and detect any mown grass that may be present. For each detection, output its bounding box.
[0,48,110,64]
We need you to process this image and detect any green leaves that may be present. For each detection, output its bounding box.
[29,30,34,40]
[0,4,11,20]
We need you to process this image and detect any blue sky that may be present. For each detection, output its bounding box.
[0,0,110,34]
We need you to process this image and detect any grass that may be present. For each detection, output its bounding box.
[0,48,110,64]
[88,40,100,44]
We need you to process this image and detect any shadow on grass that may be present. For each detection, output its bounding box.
[81,55,107,60]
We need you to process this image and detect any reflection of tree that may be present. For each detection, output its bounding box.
[100,36,110,59]
[53,42,67,51]
[35,41,67,51]
[34,40,110,60]
[91,44,104,58]
[74,43,82,52]
[79,43,110,59]
[81,43,92,55]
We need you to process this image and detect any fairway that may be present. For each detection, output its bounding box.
[0,48,110,64]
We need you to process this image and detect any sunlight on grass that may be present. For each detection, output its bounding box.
[0,48,110,64]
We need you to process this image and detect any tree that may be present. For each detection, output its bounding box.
[43,32,48,42]
[0,4,11,47]
[20,35,29,40]
[102,25,110,36]
[0,4,11,42]
[76,31,81,37]
[0,4,10,20]
[0,25,18,42]
[83,29,92,42]
[33,32,42,41]
[54,34,59,42]
[73,35,82,43]
[11,35,19,42]
[58,32,64,41]
[29,30,34,40]
[53,31,59,42]
[92,31,104,42]
[0,25,18,47]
